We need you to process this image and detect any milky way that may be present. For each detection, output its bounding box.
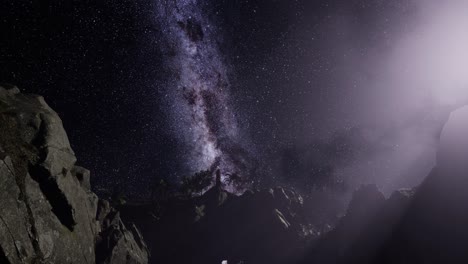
[156,0,254,188]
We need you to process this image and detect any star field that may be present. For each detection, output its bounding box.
[2,0,464,198]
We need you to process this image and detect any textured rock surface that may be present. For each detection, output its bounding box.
[95,200,148,264]
[0,85,148,264]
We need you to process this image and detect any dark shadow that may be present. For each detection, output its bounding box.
[29,165,76,231]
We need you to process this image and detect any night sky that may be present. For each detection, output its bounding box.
[2,0,468,198]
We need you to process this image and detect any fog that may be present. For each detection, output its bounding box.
[346,0,468,193]
[387,0,468,107]
[347,0,468,193]
[275,0,468,195]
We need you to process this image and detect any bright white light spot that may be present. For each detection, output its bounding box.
[388,1,468,106]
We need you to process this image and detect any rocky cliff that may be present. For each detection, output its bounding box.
[0,85,148,264]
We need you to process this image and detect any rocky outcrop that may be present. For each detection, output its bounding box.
[95,200,148,264]
[0,85,148,264]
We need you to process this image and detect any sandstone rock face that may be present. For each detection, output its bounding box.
[0,85,148,264]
